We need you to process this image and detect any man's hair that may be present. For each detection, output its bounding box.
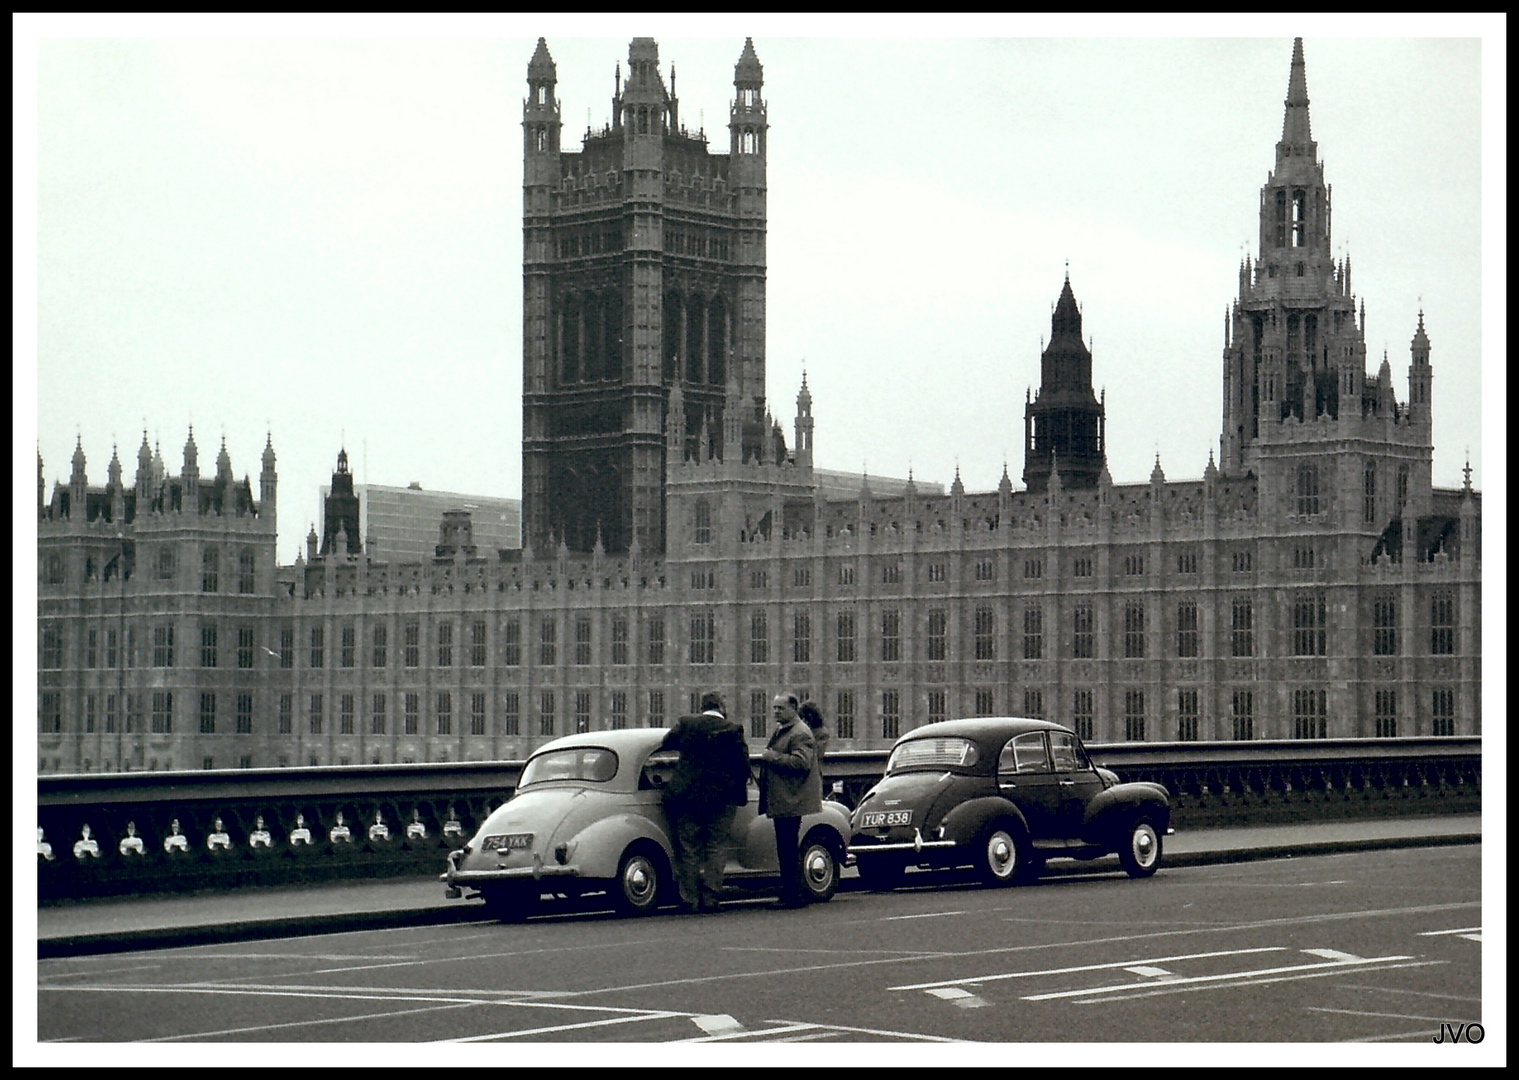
[782,692,799,709]
[699,690,725,714]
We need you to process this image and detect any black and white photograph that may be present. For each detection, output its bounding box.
[20,12,1502,1064]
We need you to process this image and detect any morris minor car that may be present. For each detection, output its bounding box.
[848,717,1171,889]
[443,727,852,919]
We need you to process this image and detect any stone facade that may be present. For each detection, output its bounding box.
[36,38,1481,774]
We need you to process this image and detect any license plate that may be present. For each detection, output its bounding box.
[861,810,912,828]
[482,833,533,852]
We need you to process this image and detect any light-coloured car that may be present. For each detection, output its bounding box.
[443,727,852,919]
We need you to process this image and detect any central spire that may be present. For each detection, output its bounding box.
[1278,37,1316,163]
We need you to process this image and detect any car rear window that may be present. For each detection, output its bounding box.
[887,737,980,773]
[519,747,619,787]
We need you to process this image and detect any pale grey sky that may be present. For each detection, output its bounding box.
[21,15,1498,562]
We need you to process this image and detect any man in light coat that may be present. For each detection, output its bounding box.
[759,692,821,908]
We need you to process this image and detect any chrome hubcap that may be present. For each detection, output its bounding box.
[989,832,1015,876]
[805,848,832,886]
[1134,826,1157,866]
[624,859,653,902]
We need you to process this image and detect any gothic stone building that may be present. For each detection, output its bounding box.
[37,39,1480,774]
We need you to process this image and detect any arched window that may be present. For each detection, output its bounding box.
[536,126,547,152]
[638,107,649,135]
[685,296,706,382]
[662,291,681,381]
[694,499,711,545]
[1274,190,1287,247]
[1291,190,1307,247]
[1296,463,1320,516]
[707,295,727,385]
[560,297,580,383]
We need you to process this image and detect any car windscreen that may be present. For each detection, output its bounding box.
[519,747,619,787]
[886,736,980,773]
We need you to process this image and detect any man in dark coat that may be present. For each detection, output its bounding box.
[660,691,751,913]
[759,692,821,908]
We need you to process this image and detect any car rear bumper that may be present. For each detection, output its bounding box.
[441,849,582,895]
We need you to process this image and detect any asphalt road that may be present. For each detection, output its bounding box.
[37,845,1482,1050]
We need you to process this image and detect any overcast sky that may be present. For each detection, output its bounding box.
[20,15,1500,562]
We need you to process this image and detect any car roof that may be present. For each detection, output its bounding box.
[531,727,669,759]
[894,717,1074,747]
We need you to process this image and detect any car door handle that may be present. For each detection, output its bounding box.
[1058,779,1075,786]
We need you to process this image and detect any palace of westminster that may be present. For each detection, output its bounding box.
[37,38,1480,773]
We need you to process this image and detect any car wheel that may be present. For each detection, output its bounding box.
[1119,817,1162,878]
[855,853,905,891]
[481,883,539,922]
[799,832,840,903]
[979,821,1028,887]
[613,845,666,916]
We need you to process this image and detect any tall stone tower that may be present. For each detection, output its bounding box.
[1023,274,1106,492]
[1220,38,1433,540]
[521,37,769,556]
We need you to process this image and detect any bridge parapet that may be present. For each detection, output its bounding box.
[37,738,1478,900]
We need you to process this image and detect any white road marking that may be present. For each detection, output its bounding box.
[770,1031,842,1042]
[1066,960,1444,1005]
[1124,966,1175,978]
[1301,948,1366,962]
[1418,926,1481,936]
[924,986,990,1008]
[136,953,418,962]
[686,1023,818,1042]
[1332,984,1481,1004]
[766,1020,962,1043]
[139,1001,481,1042]
[691,1014,744,1035]
[883,911,966,921]
[1306,1006,1460,1024]
[1460,934,1482,942]
[891,946,1284,991]
[38,964,161,981]
[1024,952,1417,1002]
[1346,1029,1440,1043]
[449,1011,685,1041]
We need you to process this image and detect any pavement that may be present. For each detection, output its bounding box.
[36,814,1481,958]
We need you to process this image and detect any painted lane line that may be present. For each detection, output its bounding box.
[1418,927,1481,936]
[139,1001,481,1042]
[1346,1028,1442,1043]
[1023,953,1418,1002]
[37,964,161,981]
[685,1024,819,1042]
[883,911,966,921]
[1460,934,1482,942]
[691,1014,745,1035]
[1124,966,1175,978]
[1301,948,1366,962]
[1065,960,1444,1005]
[1331,984,1481,1004]
[448,1011,686,1042]
[1306,1006,1461,1024]
[39,982,688,1021]
[891,946,1284,991]
[771,1031,844,1043]
[765,1020,963,1043]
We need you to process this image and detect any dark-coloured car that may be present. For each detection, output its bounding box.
[847,717,1171,889]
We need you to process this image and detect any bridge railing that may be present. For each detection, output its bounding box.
[37,737,1479,900]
